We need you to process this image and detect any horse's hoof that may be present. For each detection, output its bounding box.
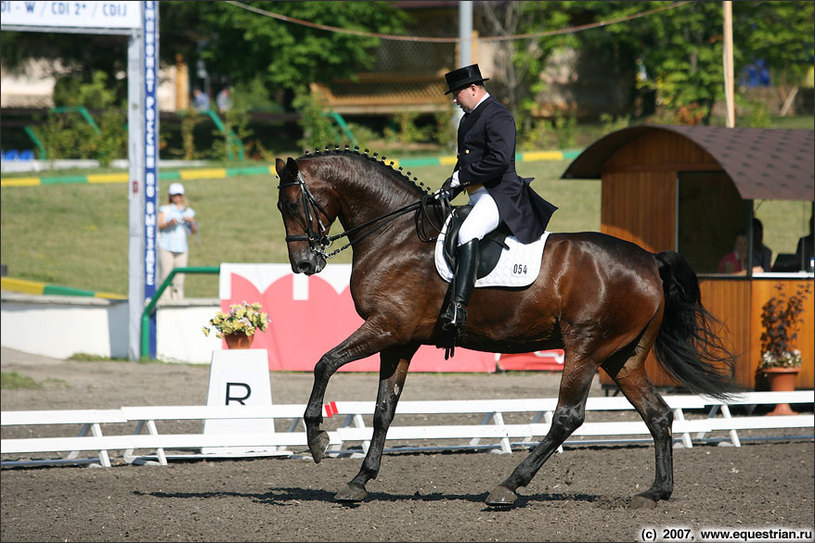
[630,494,658,509]
[308,430,330,464]
[335,483,367,502]
[485,485,517,506]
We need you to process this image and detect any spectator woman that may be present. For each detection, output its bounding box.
[157,182,197,299]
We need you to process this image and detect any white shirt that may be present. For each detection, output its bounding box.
[158,204,196,253]
[472,91,490,111]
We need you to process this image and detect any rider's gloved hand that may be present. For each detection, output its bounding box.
[448,170,461,188]
[438,171,463,200]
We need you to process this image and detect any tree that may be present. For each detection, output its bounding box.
[1,2,409,110]
[505,1,813,125]
[3,1,811,124]
[732,1,814,87]
[565,1,812,124]
[479,2,526,115]
[159,1,409,101]
[607,1,728,123]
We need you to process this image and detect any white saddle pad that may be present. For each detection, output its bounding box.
[434,214,550,288]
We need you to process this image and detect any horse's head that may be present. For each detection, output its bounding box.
[275,156,337,275]
[276,149,436,274]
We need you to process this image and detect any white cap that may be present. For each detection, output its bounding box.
[168,182,184,195]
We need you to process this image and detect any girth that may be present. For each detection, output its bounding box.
[443,205,510,279]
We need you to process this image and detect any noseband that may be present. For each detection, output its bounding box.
[278,171,447,259]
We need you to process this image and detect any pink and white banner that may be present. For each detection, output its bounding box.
[219,264,497,372]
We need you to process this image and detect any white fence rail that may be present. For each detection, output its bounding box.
[2,391,812,468]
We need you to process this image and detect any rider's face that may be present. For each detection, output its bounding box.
[452,85,479,113]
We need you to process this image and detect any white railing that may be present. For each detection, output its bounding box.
[2,391,812,468]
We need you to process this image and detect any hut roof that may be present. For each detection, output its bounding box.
[562,125,814,201]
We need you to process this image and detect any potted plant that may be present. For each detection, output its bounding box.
[203,301,270,349]
[757,283,810,414]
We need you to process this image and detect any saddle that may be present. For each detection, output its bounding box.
[442,205,510,279]
[435,205,549,289]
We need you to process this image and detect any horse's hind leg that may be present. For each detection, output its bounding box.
[486,358,598,506]
[335,344,417,502]
[609,361,674,509]
[603,315,674,509]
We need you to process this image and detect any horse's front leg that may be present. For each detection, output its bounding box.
[304,321,393,463]
[335,343,417,502]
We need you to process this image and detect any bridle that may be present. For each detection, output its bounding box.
[278,171,334,256]
[278,170,448,259]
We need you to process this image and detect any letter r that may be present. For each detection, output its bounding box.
[225,382,251,405]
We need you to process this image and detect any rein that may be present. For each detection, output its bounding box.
[279,172,448,259]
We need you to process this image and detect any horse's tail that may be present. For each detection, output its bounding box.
[653,251,740,400]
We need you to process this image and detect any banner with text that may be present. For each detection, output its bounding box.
[1,1,141,30]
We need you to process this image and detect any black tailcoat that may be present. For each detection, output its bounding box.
[454,96,557,244]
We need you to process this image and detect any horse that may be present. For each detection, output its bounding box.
[274,147,737,508]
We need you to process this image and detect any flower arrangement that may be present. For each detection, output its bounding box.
[202,301,270,338]
[757,283,810,370]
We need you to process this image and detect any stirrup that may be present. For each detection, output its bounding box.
[441,301,467,331]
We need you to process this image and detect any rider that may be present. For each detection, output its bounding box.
[439,64,558,333]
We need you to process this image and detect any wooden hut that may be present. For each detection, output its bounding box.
[562,125,814,391]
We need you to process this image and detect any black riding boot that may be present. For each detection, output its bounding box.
[440,239,479,331]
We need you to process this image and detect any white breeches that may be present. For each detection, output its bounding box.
[458,187,500,245]
[158,248,189,300]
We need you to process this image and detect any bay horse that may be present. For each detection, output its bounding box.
[274,148,736,508]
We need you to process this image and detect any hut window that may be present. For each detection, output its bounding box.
[677,171,751,275]
[755,201,815,273]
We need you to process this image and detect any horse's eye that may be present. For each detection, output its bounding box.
[280,200,298,214]
[277,200,294,213]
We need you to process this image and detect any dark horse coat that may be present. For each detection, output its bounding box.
[454,95,558,244]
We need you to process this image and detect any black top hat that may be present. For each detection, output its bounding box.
[444,64,489,94]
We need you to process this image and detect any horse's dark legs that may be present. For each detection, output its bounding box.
[335,344,416,502]
[303,361,335,462]
[601,309,672,509]
[304,321,394,463]
[485,360,597,506]
[613,366,674,509]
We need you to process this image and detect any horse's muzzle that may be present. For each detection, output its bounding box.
[291,254,326,275]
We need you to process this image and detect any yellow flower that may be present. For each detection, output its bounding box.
[202,301,271,339]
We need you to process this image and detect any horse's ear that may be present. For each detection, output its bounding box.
[286,157,299,175]
[275,157,299,180]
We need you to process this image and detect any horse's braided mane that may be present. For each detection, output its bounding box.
[298,145,430,195]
